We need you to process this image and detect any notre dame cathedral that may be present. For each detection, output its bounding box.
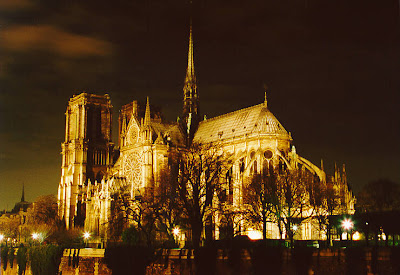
[58,24,355,242]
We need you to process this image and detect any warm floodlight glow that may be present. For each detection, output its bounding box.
[341,219,353,231]
[83,232,91,240]
[173,227,180,237]
[0,234,4,241]
[247,228,263,240]
[293,225,298,231]
[32,232,39,240]
[352,231,361,241]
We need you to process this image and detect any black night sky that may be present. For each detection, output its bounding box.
[0,0,399,210]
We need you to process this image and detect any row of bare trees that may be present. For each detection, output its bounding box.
[108,143,347,249]
[245,164,348,246]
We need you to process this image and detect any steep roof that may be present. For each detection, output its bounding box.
[194,103,290,143]
[150,121,185,147]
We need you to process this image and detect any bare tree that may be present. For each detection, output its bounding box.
[154,165,184,244]
[309,179,343,246]
[175,142,228,250]
[109,186,158,247]
[243,165,276,240]
[32,195,59,226]
[269,168,314,245]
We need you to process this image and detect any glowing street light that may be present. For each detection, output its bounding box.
[0,234,4,242]
[31,232,39,240]
[83,231,90,247]
[172,227,180,237]
[83,231,91,240]
[341,219,353,231]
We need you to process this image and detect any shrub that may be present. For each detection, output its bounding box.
[8,247,15,268]
[121,226,140,246]
[16,245,28,275]
[1,246,9,271]
[29,245,63,275]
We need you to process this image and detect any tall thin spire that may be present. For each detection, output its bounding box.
[182,18,199,144]
[263,84,268,107]
[144,96,151,127]
[186,20,196,83]
[21,183,25,202]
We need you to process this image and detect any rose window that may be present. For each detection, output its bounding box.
[122,151,143,188]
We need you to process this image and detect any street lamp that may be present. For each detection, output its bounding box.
[83,231,90,247]
[172,227,180,246]
[0,234,4,242]
[31,232,39,241]
[341,218,354,241]
[342,219,353,231]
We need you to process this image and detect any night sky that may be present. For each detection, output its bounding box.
[0,0,399,210]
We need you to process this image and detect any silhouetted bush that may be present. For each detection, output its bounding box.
[1,246,9,271]
[121,226,140,246]
[8,247,15,268]
[29,245,63,275]
[16,244,28,275]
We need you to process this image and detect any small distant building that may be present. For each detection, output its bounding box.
[0,185,32,243]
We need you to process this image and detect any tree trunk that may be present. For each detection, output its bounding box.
[262,213,267,240]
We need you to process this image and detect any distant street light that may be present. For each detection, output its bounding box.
[0,234,4,243]
[173,227,181,246]
[83,231,90,247]
[341,219,353,231]
[31,232,39,240]
[173,227,180,237]
[341,218,354,241]
[31,232,44,244]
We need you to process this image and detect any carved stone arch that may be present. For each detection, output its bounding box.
[125,116,140,146]
[122,151,144,189]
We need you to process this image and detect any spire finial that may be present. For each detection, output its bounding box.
[186,19,195,82]
[144,97,151,126]
[263,83,268,107]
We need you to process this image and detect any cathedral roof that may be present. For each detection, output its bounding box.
[194,103,290,144]
[150,121,185,146]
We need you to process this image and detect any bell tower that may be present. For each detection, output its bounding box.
[182,21,200,144]
[58,93,113,229]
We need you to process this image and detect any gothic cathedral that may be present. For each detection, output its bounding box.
[58,24,355,241]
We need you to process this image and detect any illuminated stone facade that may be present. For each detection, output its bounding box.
[58,93,113,229]
[58,25,355,240]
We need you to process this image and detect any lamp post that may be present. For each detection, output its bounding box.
[172,227,180,247]
[341,218,354,243]
[83,232,90,248]
[31,232,42,244]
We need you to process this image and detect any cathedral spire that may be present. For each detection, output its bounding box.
[186,20,195,84]
[21,183,25,202]
[144,97,151,126]
[182,19,200,144]
[263,84,268,107]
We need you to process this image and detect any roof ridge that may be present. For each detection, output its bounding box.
[199,102,267,124]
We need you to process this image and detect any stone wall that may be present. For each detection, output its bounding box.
[58,248,111,275]
[3,247,396,274]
